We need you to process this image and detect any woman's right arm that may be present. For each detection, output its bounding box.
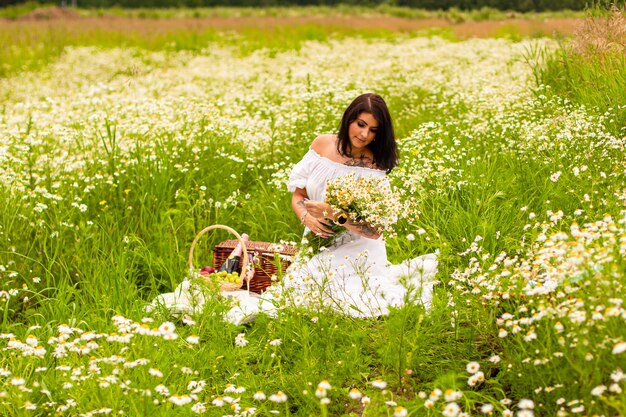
[292,188,334,238]
[292,188,309,225]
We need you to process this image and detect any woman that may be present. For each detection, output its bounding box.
[225,93,438,324]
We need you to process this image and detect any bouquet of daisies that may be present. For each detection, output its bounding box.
[304,173,401,255]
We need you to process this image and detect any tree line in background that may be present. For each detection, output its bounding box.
[1,0,622,11]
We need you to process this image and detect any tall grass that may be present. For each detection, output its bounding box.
[534,4,626,135]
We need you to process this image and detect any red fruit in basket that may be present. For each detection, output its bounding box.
[200,266,215,275]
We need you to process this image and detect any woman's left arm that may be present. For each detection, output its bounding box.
[342,217,381,240]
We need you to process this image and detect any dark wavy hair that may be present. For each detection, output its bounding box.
[336,93,398,173]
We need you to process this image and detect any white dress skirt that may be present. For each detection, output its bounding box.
[148,149,438,325]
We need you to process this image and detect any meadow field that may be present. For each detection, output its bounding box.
[1,7,625,417]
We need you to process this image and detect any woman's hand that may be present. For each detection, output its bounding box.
[303,200,335,238]
[303,200,333,220]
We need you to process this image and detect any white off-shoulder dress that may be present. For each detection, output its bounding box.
[223,149,438,324]
[148,149,438,324]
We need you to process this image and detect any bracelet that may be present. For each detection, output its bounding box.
[300,211,308,224]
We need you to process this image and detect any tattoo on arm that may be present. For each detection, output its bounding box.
[348,219,380,238]
[296,200,306,210]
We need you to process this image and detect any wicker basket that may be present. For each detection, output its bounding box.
[188,225,249,292]
[213,240,298,294]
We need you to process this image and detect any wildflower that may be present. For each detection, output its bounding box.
[212,397,224,407]
[444,389,462,402]
[590,385,607,396]
[393,406,408,417]
[348,388,362,400]
[361,396,370,405]
[612,341,626,354]
[318,380,331,390]
[162,332,178,341]
[442,402,461,417]
[155,384,170,396]
[191,402,206,414]
[429,388,442,401]
[187,380,206,394]
[149,368,163,378]
[158,321,176,336]
[182,316,196,326]
[269,339,282,346]
[269,391,287,403]
[518,399,534,409]
[169,395,192,406]
[371,379,387,389]
[186,335,200,344]
[466,361,480,374]
[480,403,494,414]
[56,324,73,336]
[23,402,37,410]
[502,410,513,417]
[10,378,25,386]
[320,398,330,405]
[235,333,248,347]
[611,369,625,382]
[315,387,327,398]
[25,335,38,346]
[241,406,257,416]
[550,171,561,182]
[253,391,266,401]
[489,355,501,363]
[406,234,415,241]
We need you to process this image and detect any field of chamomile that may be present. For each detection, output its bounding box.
[1,8,625,417]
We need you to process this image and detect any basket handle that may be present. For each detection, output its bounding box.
[188,224,249,292]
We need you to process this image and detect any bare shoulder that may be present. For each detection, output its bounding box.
[310,134,337,157]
